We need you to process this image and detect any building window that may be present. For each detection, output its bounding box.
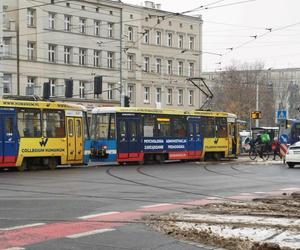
[2,38,12,56]
[108,23,113,38]
[107,83,114,100]
[178,35,183,48]
[144,57,150,72]
[27,42,35,61]
[189,36,194,50]
[128,54,134,71]
[94,20,100,35]
[48,12,55,29]
[128,85,134,101]
[167,88,172,104]
[26,77,36,96]
[178,89,183,105]
[107,51,113,68]
[64,46,71,64]
[2,74,12,94]
[156,31,161,45]
[79,81,85,98]
[178,61,184,76]
[79,18,86,33]
[167,33,172,47]
[188,90,194,106]
[27,8,36,27]
[144,30,149,43]
[48,44,56,62]
[156,88,161,103]
[167,60,172,75]
[144,86,150,103]
[64,15,71,31]
[128,27,133,41]
[79,48,87,65]
[189,62,194,77]
[49,79,56,97]
[94,50,100,67]
[156,58,161,74]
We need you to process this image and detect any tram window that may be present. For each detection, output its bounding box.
[5,118,13,136]
[42,110,65,138]
[173,118,187,138]
[109,114,116,139]
[68,119,74,136]
[189,123,194,136]
[157,118,171,137]
[92,114,109,139]
[17,108,41,137]
[203,117,215,138]
[129,121,138,141]
[216,117,227,138]
[76,120,81,137]
[144,116,155,137]
[195,123,201,136]
[119,120,126,141]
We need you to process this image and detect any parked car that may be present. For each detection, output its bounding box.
[241,136,251,153]
[240,130,251,153]
[285,141,300,168]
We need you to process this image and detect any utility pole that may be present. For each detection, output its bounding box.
[255,77,259,127]
[119,7,124,107]
[16,0,20,95]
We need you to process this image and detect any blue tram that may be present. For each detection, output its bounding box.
[90,107,204,163]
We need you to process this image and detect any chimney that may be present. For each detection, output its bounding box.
[155,4,161,9]
[144,1,155,8]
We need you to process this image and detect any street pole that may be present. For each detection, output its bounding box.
[119,7,124,107]
[256,77,259,127]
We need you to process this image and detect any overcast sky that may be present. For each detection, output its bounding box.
[122,0,300,72]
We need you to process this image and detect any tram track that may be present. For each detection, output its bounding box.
[105,165,245,202]
[202,164,283,185]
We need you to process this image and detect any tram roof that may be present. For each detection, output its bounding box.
[0,99,85,110]
[188,110,237,118]
[92,107,186,115]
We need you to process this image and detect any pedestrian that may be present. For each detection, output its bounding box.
[271,137,281,160]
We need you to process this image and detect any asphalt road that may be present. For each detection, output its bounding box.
[0,158,299,250]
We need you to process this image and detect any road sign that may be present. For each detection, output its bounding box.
[277,110,287,120]
[279,134,288,144]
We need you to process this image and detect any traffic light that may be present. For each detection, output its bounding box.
[124,96,130,107]
[94,76,102,95]
[251,111,262,119]
[65,79,73,98]
[43,82,50,100]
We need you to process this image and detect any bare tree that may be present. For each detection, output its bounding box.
[211,61,275,127]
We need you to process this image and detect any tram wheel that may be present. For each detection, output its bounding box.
[48,158,58,170]
[17,159,27,172]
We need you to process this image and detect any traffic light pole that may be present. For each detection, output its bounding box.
[256,77,259,127]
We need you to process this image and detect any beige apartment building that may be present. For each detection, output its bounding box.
[0,0,203,110]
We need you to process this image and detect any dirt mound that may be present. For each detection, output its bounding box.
[145,193,300,250]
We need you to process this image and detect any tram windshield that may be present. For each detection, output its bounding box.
[91,113,116,140]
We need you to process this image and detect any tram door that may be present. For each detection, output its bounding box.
[118,118,141,160]
[188,118,202,157]
[0,112,18,163]
[67,117,83,161]
[228,122,237,155]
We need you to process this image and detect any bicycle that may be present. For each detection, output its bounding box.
[249,143,269,161]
